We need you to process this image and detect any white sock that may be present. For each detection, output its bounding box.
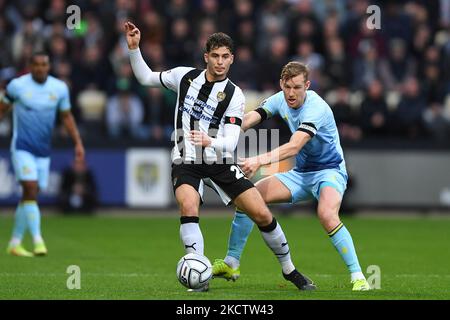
[259,220,296,275]
[351,271,366,282]
[224,256,240,269]
[9,237,21,247]
[180,219,204,255]
[33,235,44,245]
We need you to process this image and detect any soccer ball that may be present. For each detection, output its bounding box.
[176,253,212,289]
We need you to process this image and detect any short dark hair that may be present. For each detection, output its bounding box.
[205,32,234,53]
[30,51,49,63]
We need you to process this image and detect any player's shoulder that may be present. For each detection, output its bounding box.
[305,90,330,110]
[263,90,285,109]
[227,79,243,95]
[47,76,70,93]
[225,79,245,103]
[9,73,31,85]
[168,66,197,77]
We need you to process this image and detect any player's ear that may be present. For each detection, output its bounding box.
[279,79,283,90]
[230,54,234,65]
[204,52,208,64]
[305,80,311,90]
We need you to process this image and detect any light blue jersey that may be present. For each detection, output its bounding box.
[4,74,71,157]
[260,90,346,174]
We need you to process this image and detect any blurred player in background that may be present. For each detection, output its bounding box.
[125,21,315,291]
[0,52,85,257]
[212,62,371,291]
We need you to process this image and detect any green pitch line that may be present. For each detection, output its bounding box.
[0,214,449,300]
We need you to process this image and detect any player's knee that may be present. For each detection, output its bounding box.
[317,207,340,229]
[248,206,272,226]
[179,200,199,216]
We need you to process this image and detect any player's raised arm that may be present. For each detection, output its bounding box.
[125,21,162,87]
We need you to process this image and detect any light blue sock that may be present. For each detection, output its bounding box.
[11,203,27,242]
[329,223,362,274]
[226,210,254,262]
[23,201,43,244]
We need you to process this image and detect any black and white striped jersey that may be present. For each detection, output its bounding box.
[159,67,245,163]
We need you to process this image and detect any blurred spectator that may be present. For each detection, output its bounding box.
[144,87,175,142]
[0,1,449,146]
[423,102,450,142]
[59,158,98,214]
[392,77,427,139]
[348,18,386,60]
[360,79,390,138]
[11,17,44,64]
[72,44,113,94]
[323,37,350,88]
[165,17,194,67]
[330,85,362,142]
[258,35,289,91]
[106,82,147,140]
[381,38,417,91]
[229,46,258,90]
[291,40,324,91]
[351,41,389,91]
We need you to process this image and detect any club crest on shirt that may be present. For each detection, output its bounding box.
[217,91,226,102]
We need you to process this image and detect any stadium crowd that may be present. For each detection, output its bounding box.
[0,0,450,146]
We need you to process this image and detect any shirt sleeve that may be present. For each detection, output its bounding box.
[255,92,282,120]
[159,67,194,93]
[223,87,245,126]
[296,103,326,137]
[2,79,19,104]
[58,82,71,111]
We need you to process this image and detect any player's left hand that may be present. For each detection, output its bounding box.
[75,143,85,163]
[189,130,211,147]
[239,156,261,179]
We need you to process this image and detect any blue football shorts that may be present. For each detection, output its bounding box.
[11,149,51,189]
[274,168,348,203]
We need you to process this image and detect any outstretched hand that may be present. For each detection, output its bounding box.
[124,21,141,50]
[238,157,261,179]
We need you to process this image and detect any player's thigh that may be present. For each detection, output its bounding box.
[317,186,342,216]
[313,169,347,209]
[255,175,292,204]
[172,163,204,216]
[274,170,314,203]
[36,157,51,190]
[175,184,201,216]
[233,187,272,226]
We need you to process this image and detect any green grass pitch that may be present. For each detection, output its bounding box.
[0,213,449,300]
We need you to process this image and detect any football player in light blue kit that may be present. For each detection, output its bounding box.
[0,52,85,257]
[213,62,370,291]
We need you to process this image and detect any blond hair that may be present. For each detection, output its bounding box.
[280,62,309,82]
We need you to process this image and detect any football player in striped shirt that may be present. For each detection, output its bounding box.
[125,22,315,291]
